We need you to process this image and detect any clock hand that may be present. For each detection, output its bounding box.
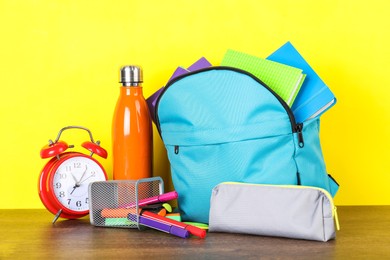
[70,166,86,193]
[70,183,80,195]
[71,172,78,184]
[77,165,88,184]
[79,174,93,184]
[70,185,77,195]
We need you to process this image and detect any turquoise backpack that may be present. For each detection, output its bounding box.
[156,67,339,224]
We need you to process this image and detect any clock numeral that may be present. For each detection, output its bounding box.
[65,166,72,172]
[74,162,81,168]
[67,198,83,208]
[55,182,62,189]
[59,191,65,198]
[85,198,89,204]
[90,171,96,177]
[59,173,67,179]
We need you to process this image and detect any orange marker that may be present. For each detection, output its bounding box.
[101,208,141,218]
[157,208,167,216]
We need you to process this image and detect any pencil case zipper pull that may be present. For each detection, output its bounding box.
[334,206,340,231]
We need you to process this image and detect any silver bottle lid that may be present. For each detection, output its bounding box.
[120,65,143,86]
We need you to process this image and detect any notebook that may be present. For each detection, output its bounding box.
[187,57,212,72]
[167,67,189,82]
[168,57,212,82]
[267,42,336,123]
[220,49,306,106]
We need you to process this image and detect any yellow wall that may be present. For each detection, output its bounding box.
[1,0,389,209]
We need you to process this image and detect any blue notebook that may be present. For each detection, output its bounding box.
[267,42,336,123]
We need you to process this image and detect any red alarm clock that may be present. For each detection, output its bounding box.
[38,126,108,223]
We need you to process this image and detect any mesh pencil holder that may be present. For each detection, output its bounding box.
[88,177,164,229]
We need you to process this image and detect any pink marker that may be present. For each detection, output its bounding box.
[124,191,178,208]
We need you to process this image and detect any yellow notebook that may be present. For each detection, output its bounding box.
[221,49,306,106]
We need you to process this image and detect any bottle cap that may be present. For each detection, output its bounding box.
[120,65,143,86]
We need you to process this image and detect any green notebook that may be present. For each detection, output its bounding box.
[221,49,306,106]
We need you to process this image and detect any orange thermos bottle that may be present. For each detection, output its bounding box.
[112,65,153,180]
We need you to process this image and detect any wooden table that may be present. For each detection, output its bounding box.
[1,206,390,259]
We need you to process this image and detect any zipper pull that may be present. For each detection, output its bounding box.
[296,172,301,185]
[296,123,304,148]
[174,145,179,154]
[334,206,340,230]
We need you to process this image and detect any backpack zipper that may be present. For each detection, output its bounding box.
[296,122,304,148]
[155,66,304,146]
[174,145,179,154]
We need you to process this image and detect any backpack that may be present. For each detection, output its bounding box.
[155,66,339,224]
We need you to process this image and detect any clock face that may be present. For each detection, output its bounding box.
[52,155,106,212]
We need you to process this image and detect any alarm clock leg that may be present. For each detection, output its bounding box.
[52,209,63,224]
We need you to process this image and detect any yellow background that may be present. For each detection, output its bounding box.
[1,0,389,209]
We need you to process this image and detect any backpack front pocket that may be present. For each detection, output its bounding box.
[166,132,298,223]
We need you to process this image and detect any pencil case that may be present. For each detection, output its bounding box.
[208,182,340,242]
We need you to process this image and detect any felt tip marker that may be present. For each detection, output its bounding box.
[142,211,206,238]
[101,208,141,218]
[101,204,166,218]
[134,214,190,239]
[123,191,178,208]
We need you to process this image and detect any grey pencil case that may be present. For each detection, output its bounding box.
[209,182,340,242]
